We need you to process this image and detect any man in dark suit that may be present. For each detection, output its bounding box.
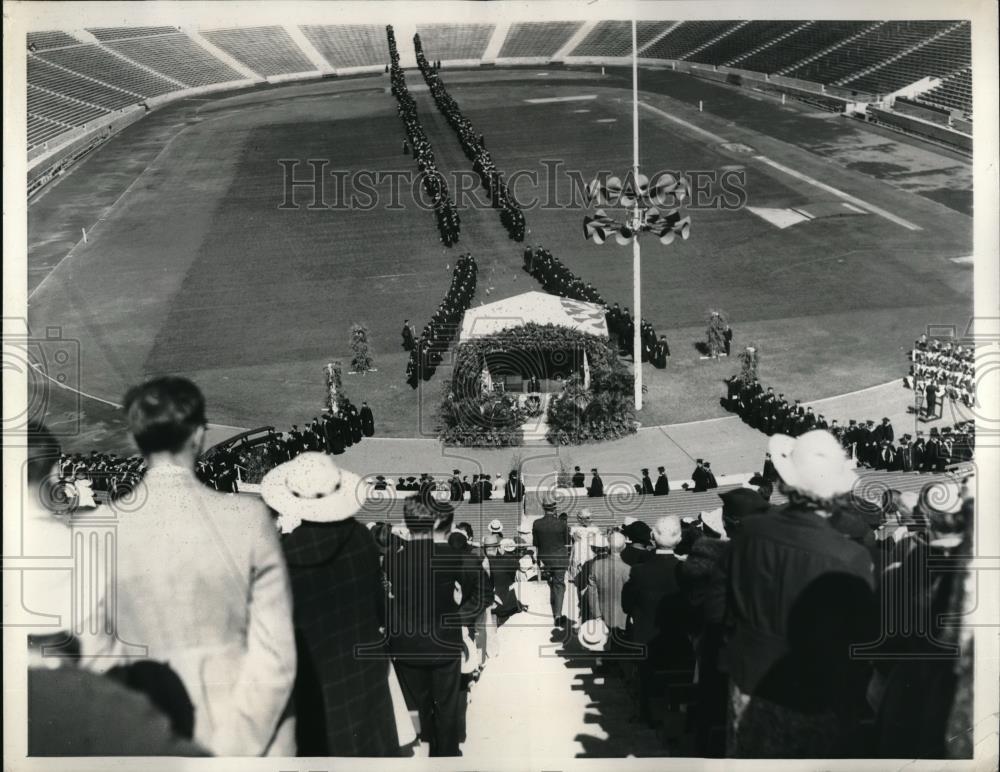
[449,470,464,502]
[532,499,570,628]
[691,459,708,492]
[359,402,375,437]
[653,466,670,496]
[401,320,414,352]
[703,462,718,489]
[386,497,487,757]
[587,469,604,498]
[762,452,779,484]
[622,517,694,722]
[640,468,654,495]
[571,466,586,488]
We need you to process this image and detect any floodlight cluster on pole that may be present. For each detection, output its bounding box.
[581,20,692,411]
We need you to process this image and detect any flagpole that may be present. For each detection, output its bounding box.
[632,19,643,411]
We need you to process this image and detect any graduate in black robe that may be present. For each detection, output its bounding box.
[359,402,375,437]
[654,466,670,496]
[323,415,345,455]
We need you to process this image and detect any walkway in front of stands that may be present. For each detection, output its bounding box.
[460,581,670,760]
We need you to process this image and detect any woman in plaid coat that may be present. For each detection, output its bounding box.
[264,454,400,757]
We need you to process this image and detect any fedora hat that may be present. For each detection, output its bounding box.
[578,618,609,652]
[769,430,857,499]
[262,453,362,531]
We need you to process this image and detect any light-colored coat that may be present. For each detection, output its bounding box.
[83,465,296,756]
[587,552,632,631]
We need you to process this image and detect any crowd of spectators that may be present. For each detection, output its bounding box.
[531,430,974,758]
[905,334,975,414]
[24,376,975,760]
[725,378,975,471]
[56,451,145,504]
[387,26,460,247]
[404,252,478,387]
[414,34,526,242]
[522,245,670,366]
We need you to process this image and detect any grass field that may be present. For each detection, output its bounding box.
[27,68,973,448]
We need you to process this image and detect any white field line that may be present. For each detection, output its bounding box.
[523,94,597,104]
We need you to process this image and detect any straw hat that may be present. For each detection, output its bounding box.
[769,430,857,499]
[488,519,504,534]
[578,618,609,652]
[500,537,517,553]
[262,453,362,532]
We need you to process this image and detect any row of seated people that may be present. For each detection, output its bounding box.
[374,470,526,503]
[725,377,975,471]
[414,33,526,242]
[404,253,478,387]
[195,399,377,490]
[522,245,671,366]
[387,26,460,246]
[904,334,975,410]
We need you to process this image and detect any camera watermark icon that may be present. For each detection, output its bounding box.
[2,319,81,441]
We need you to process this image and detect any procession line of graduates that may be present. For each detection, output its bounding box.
[387,26,460,247]
[725,377,975,472]
[414,35,526,242]
[404,253,478,387]
[523,245,671,367]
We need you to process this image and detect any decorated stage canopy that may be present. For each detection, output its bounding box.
[459,291,608,341]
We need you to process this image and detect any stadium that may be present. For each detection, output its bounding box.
[10,4,991,763]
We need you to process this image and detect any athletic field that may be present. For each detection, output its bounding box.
[27,67,973,450]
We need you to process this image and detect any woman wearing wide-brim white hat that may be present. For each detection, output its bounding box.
[261,452,364,534]
[261,453,415,754]
[577,618,609,652]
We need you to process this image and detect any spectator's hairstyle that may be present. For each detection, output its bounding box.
[402,494,454,534]
[756,482,773,502]
[371,522,393,552]
[456,522,474,540]
[106,660,195,740]
[26,421,61,485]
[123,377,207,455]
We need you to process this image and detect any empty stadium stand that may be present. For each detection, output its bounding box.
[497,21,583,58]
[300,24,387,69]
[642,21,741,61]
[204,26,317,76]
[568,20,674,57]
[415,23,496,60]
[105,33,243,87]
[729,21,875,73]
[783,21,952,85]
[842,23,971,96]
[37,44,179,96]
[27,30,81,50]
[28,113,72,146]
[28,55,137,110]
[27,84,108,127]
[919,67,972,116]
[87,26,181,41]
[683,21,805,66]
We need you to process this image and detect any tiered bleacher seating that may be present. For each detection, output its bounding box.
[27,84,108,126]
[299,24,387,68]
[203,25,317,76]
[28,113,71,147]
[732,21,875,73]
[919,67,972,115]
[642,21,741,61]
[28,56,137,110]
[105,33,243,87]
[38,44,178,96]
[497,21,583,58]
[842,23,971,95]
[27,30,80,50]
[785,21,951,85]
[684,21,804,66]
[87,26,180,41]
[568,20,674,57]
[414,23,495,60]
